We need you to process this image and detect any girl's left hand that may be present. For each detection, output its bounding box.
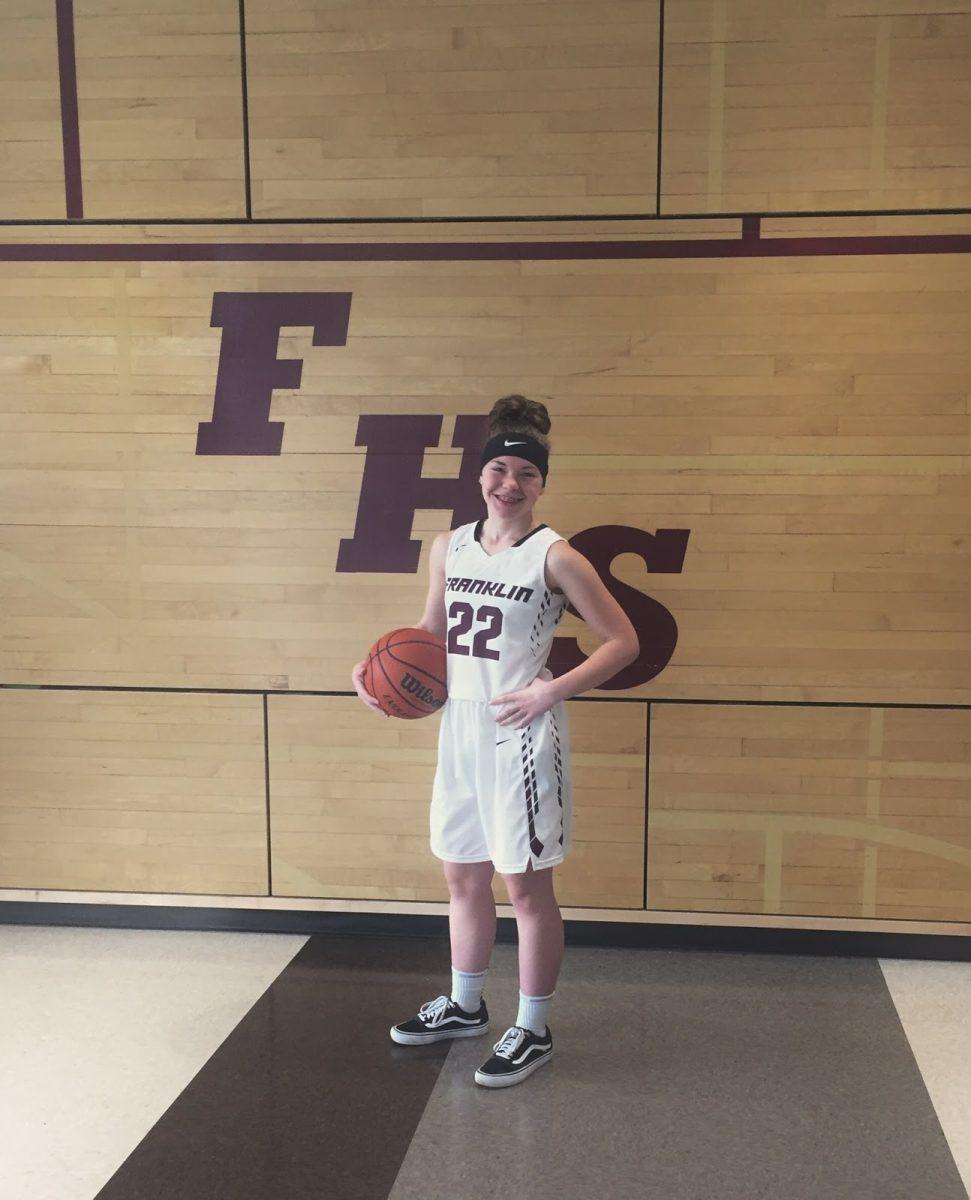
[489,676,556,729]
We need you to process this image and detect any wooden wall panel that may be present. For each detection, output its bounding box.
[269,695,644,907]
[246,0,659,218]
[763,214,971,238]
[2,0,969,928]
[662,1,971,213]
[565,701,645,909]
[74,0,246,218]
[0,244,967,705]
[0,3,66,218]
[268,695,442,902]
[648,704,971,921]
[0,214,737,246]
[875,708,971,921]
[7,0,969,224]
[0,690,267,894]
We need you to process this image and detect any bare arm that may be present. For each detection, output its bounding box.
[413,529,450,641]
[541,539,639,703]
[351,530,451,713]
[491,539,639,728]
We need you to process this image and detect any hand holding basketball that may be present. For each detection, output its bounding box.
[352,658,387,717]
[358,627,448,720]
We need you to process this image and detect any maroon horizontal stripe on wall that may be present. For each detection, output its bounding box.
[1,232,971,262]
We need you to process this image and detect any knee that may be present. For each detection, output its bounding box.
[506,882,556,920]
[444,862,495,903]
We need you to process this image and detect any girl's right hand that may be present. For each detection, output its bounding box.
[351,658,388,717]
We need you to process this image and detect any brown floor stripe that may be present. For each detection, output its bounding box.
[94,934,454,1200]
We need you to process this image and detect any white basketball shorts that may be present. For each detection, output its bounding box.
[430,687,572,875]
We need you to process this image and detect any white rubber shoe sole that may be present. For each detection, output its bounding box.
[474,1049,553,1088]
[390,1023,490,1045]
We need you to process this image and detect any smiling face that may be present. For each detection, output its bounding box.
[479,455,545,519]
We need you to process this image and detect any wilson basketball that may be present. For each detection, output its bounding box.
[363,627,447,719]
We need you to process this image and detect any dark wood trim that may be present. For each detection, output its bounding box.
[54,0,83,219]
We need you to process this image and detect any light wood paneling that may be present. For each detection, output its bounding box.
[648,704,971,921]
[269,695,644,907]
[662,1,971,213]
[0,2,66,218]
[74,0,246,218]
[3,0,970,927]
[246,0,659,218]
[0,215,738,246]
[764,214,971,238]
[0,241,967,704]
[873,708,971,921]
[0,689,267,894]
[268,695,443,902]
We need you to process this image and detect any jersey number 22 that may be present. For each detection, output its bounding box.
[447,601,503,660]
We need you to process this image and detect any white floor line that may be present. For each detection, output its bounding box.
[0,926,307,1200]
[880,957,971,1200]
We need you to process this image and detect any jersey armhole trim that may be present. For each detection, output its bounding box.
[544,533,567,595]
[442,525,464,570]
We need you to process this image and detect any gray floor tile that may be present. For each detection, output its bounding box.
[389,945,966,1200]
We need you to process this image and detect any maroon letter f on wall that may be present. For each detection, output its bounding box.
[196,292,352,455]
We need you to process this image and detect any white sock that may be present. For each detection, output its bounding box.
[517,990,554,1035]
[450,967,487,1013]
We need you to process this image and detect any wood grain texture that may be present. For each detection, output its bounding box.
[268,695,645,908]
[648,704,971,921]
[0,241,966,706]
[0,2,66,218]
[73,0,246,218]
[1,20,969,926]
[0,689,268,894]
[662,0,971,213]
[246,0,660,218]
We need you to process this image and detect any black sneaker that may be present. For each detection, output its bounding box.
[389,994,489,1045]
[474,1025,553,1088]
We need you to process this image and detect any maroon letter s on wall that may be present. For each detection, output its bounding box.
[547,526,689,688]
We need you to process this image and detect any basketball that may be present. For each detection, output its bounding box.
[363,627,447,719]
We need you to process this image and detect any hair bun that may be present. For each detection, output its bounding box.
[487,394,551,438]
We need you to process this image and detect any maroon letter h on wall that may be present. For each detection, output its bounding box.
[337,415,488,573]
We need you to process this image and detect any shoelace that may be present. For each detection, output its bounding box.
[418,995,452,1027]
[492,1026,526,1058]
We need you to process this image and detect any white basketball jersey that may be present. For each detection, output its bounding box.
[443,520,568,702]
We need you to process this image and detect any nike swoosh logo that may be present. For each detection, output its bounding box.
[504,440,526,446]
[496,738,511,746]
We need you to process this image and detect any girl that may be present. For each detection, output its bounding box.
[352,395,638,1088]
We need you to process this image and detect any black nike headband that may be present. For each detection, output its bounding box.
[479,433,549,483]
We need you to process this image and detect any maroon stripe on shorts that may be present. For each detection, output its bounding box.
[520,727,543,859]
[549,708,564,847]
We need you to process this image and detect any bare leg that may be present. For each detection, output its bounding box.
[501,864,564,996]
[443,860,497,974]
